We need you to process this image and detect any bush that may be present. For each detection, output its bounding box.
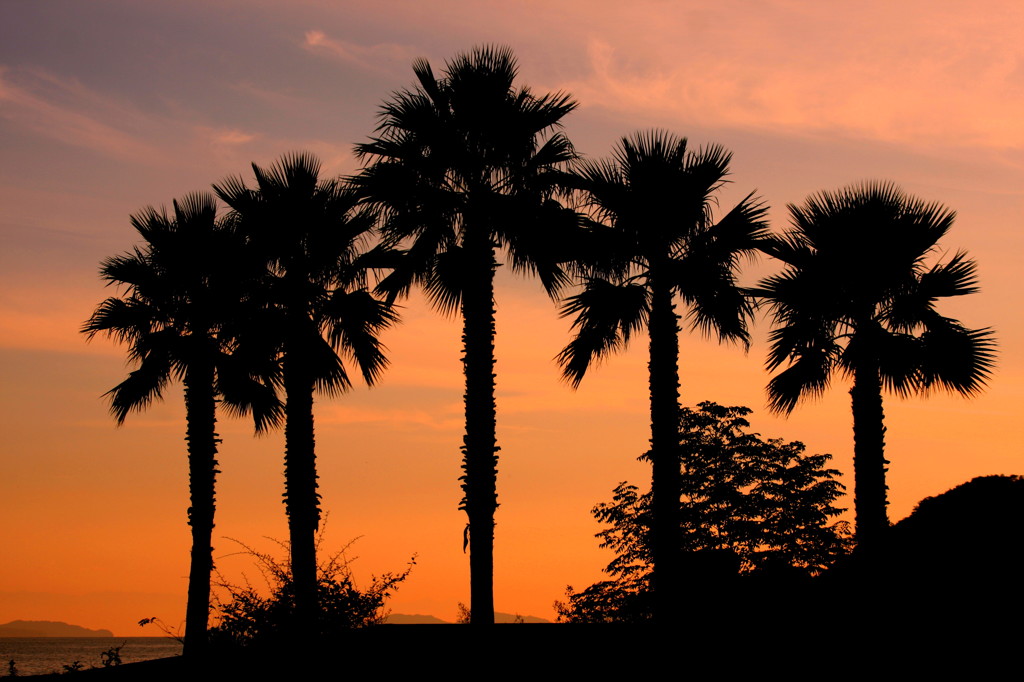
[208,537,414,650]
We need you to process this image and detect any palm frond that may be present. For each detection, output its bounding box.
[501,199,579,298]
[82,297,159,346]
[216,349,284,435]
[886,252,979,331]
[766,354,834,415]
[702,192,771,260]
[556,279,649,387]
[874,331,926,397]
[678,276,753,346]
[422,247,469,317]
[172,193,218,232]
[917,319,997,396]
[307,333,353,396]
[324,289,399,386]
[99,250,159,291]
[105,349,173,424]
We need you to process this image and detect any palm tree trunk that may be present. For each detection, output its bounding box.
[647,271,682,623]
[183,359,218,659]
[460,231,499,625]
[850,360,889,553]
[283,345,320,639]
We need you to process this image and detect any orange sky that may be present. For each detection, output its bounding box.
[2,0,1022,634]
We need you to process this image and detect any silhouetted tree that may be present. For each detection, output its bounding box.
[557,132,768,620]
[83,193,280,657]
[556,402,850,623]
[754,182,996,551]
[214,153,398,637]
[354,46,578,624]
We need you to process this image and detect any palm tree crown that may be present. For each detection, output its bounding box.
[353,45,578,624]
[214,152,398,637]
[557,130,769,620]
[755,181,996,549]
[82,192,280,656]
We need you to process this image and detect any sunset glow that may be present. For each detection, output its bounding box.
[1,0,1022,635]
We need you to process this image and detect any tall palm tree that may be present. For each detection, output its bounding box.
[214,152,398,637]
[755,181,996,552]
[353,46,579,624]
[82,193,280,657]
[557,131,769,620]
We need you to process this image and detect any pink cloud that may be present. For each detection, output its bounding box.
[302,31,418,76]
[0,67,158,161]
[559,2,1024,150]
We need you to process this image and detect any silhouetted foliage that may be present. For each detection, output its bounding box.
[829,475,1024,634]
[99,644,124,668]
[884,475,1023,586]
[558,131,769,620]
[354,45,578,624]
[209,538,414,651]
[557,402,851,622]
[754,181,996,550]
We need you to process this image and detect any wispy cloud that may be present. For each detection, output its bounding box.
[0,67,341,176]
[562,2,1024,150]
[0,67,159,161]
[302,31,418,76]
[211,129,257,146]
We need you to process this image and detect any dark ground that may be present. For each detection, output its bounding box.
[19,614,1019,680]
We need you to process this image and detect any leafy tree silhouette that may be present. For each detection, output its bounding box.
[754,182,996,551]
[83,193,281,657]
[354,46,578,624]
[557,131,768,620]
[556,402,850,623]
[214,153,398,638]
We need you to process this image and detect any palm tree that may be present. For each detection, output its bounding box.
[82,193,280,658]
[213,152,398,637]
[755,181,996,552]
[353,46,579,624]
[556,131,769,620]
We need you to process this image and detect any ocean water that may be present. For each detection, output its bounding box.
[0,637,182,676]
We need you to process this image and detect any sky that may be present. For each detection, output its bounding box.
[1,0,1022,635]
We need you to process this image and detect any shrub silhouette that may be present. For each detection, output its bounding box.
[209,538,414,650]
[885,475,1023,594]
[829,475,1024,635]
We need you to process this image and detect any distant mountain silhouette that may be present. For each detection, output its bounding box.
[495,612,550,624]
[385,612,550,624]
[384,614,450,624]
[0,620,114,637]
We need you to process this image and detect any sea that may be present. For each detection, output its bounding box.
[0,637,182,677]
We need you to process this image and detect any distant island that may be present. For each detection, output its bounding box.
[385,614,450,624]
[385,612,550,624]
[0,620,114,638]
